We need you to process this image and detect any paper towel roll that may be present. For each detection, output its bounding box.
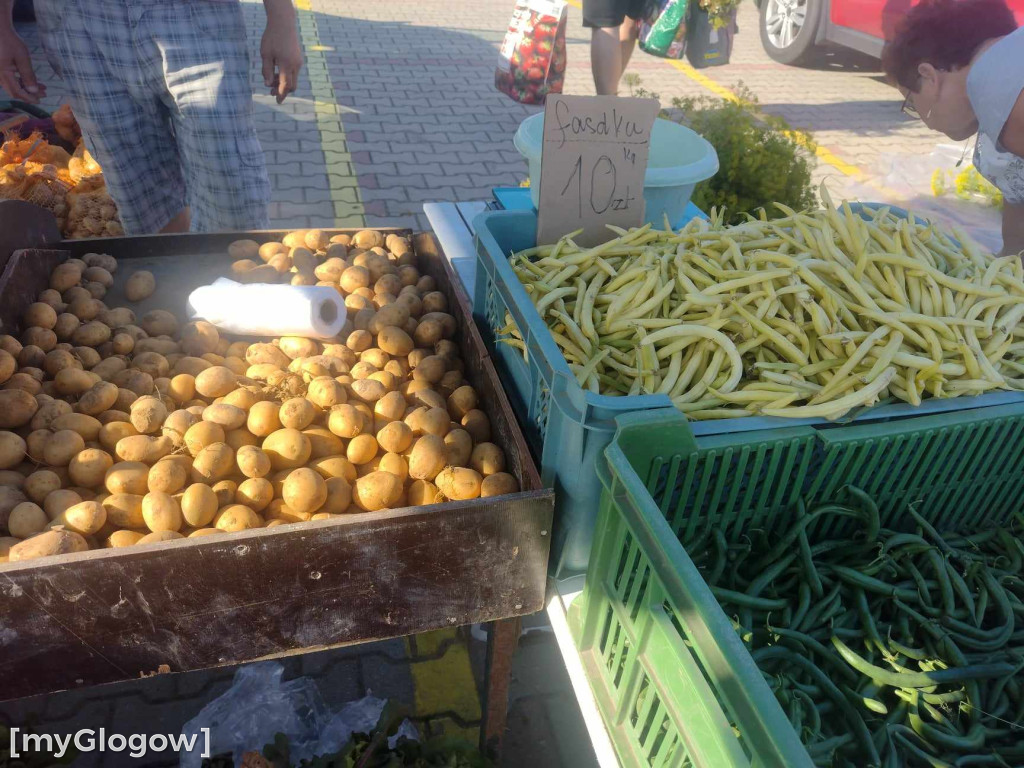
[187,278,347,339]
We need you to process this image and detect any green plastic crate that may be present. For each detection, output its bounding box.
[569,404,1024,768]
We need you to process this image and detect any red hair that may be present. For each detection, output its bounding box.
[882,0,1017,90]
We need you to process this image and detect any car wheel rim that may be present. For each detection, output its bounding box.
[765,0,807,49]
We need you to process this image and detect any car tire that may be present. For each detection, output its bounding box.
[759,0,823,66]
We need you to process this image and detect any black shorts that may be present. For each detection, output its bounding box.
[582,0,647,28]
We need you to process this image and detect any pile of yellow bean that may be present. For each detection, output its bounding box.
[500,192,1024,420]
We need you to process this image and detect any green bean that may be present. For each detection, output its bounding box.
[909,506,955,556]
[788,581,812,630]
[753,504,865,569]
[945,561,979,626]
[890,727,954,768]
[753,646,880,765]
[798,526,824,600]
[829,565,920,600]
[925,548,958,618]
[711,586,789,611]
[708,528,729,586]
[796,583,842,633]
[843,485,880,541]
[903,560,937,608]
[768,625,859,684]
[806,733,855,760]
[830,636,1015,688]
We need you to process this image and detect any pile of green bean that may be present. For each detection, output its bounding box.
[691,488,1024,767]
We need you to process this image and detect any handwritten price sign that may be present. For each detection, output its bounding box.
[537,94,659,247]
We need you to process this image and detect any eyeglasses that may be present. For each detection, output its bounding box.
[901,91,920,119]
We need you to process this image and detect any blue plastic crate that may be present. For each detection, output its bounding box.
[472,208,1024,576]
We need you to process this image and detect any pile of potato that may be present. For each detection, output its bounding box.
[0,228,519,563]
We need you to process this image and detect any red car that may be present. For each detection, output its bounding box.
[757,0,1024,64]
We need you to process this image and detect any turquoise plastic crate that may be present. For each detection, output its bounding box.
[569,407,1024,767]
[472,208,1024,576]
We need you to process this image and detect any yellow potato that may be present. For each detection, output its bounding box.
[377,421,413,454]
[279,397,316,430]
[194,366,237,398]
[460,409,491,443]
[140,309,178,337]
[8,501,49,538]
[261,428,311,470]
[123,270,156,302]
[137,530,185,545]
[68,448,114,487]
[23,470,61,503]
[9,529,89,561]
[481,472,519,497]
[245,342,291,368]
[374,391,407,422]
[24,301,58,330]
[115,434,173,464]
[101,493,146,528]
[104,462,149,495]
[180,320,220,356]
[377,326,414,357]
[309,455,357,484]
[221,386,262,410]
[319,476,352,514]
[191,442,234,483]
[236,445,271,478]
[148,458,188,494]
[378,452,408,483]
[184,421,226,456]
[0,393,38,430]
[236,477,273,512]
[435,466,482,501]
[282,467,327,514]
[306,377,347,408]
[408,479,441,506]
[0,431,26,470]
[247,400,282,437]
[327,404,363,438]
[98,420,139,453]
[302,427,345,459]
[130,396,168,434]
[180,483,218,528]
[353,470,402,512]
[214,504,262,532]
[105,530,146,548]
[346,433,379,465]
[470,443,506,477]
[59,499,107,535]
[142,492,182,532]
[408,434,447,481]
[42,430,86,467]
[187,527,221,538]
[443,429,473,468]
[202,402,247,431]
[350,378,386,404]
[77,381,120,416]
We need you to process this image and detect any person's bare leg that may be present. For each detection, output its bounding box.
[591,25,623,95]
[620,17,638,72]
[160,208,191,233]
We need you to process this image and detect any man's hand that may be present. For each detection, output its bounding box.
[0,28,44,103]
[260,2,302,104]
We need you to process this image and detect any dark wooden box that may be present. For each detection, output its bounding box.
[0,214,553,702]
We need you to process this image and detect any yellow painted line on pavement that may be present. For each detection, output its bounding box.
[295,0,365,225]
[565,0,867,180]
[405,629,481,742]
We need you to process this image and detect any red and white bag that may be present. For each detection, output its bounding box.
[495,0,568,105]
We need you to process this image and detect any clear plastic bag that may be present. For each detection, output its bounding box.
[178,662,418,767]
[832,144,1003,255]
[179,663,330,768]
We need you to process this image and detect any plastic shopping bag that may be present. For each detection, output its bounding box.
[639,0,689,59]
[495,0,568,105]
